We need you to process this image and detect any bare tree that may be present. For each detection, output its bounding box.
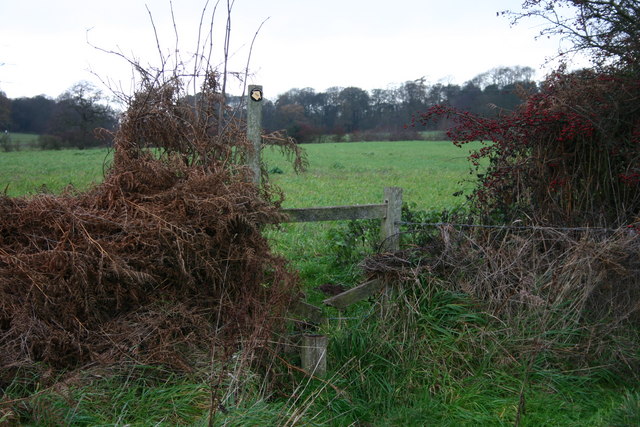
[51,81,116,149]
[503,0,640,70]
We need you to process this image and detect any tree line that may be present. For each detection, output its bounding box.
[0,81,118,150]
[260,65,538,142]
[0,65,537,149]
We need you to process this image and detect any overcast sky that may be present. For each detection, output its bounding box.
[0,0,578,101]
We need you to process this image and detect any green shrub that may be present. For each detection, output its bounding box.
[326,203,469,267]
[0,131,17,152]
[38,134,64,150]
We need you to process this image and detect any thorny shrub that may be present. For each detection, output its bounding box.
[415,68,640,228]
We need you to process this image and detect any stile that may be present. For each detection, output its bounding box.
[323,279,384,309]
[243,87,404,373]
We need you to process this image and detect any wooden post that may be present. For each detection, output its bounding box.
[247,85,263,185]
[301,334,327,377]
[381,187,403,252]
[380,187,402,313]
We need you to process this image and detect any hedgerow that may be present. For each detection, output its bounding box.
[416,68,640,227]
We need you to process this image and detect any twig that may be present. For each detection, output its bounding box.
[241,17,270,99]
[145,5,166,73]
[169,1,180,73]
[217,0,233,136]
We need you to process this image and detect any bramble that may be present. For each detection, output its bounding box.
[418,69,640,227]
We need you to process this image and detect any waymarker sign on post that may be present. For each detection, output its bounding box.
[246,84,263,185]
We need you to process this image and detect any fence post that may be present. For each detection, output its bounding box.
[382,187,403,252]
[246,85,263,185]
[301,334,327,377]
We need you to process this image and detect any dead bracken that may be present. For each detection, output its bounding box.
[0,72,302,386]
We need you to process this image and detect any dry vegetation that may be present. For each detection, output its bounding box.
[364,225,640,377]
[0,71,303,388]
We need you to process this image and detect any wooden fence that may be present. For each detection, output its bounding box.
[247,86,403,376]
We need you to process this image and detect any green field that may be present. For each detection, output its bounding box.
[264,140,478,210]
[0,147,110,196]
[0,140,476,208]
[1,141,637,426]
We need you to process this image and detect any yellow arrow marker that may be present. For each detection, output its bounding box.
[251,89,263,102]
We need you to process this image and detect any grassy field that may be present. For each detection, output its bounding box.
[263,140,482,291]
[0,140,476,207]
[0,147,110,196]
[1,141,638,426]
[263,140,478,210]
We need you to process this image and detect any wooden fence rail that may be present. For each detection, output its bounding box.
[281,204,387,222]
[280,186,403,253]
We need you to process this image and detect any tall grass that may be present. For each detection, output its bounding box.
[276,279,637,426]
[3,287,635,425]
